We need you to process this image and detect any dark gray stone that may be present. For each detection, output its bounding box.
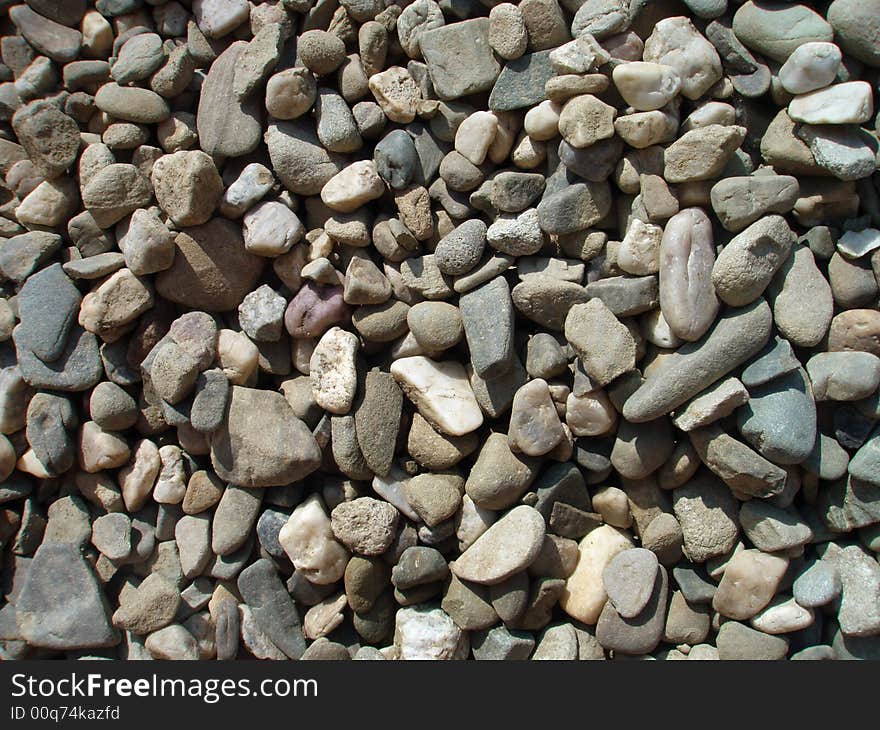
[16,542,118,650]
[15,325,103,392]
[15,263,81,364]
[237,558,307,659]
[374,129,419,190]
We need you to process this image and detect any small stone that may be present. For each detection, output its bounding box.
[237,558,307,659]
[331,497,399,555]
[732,1,833,63]
[489,4,528,61]
[307,326,358,415]
[793,560,842,608]
[508,379,565,457]
[612,62,681,111]
[673,377,749,432]
[279,494,349,585]
[807,352,880,401]
[407,302,463,352]
[602,548,660,619]
[710,175,799,233]
[663,125,746,183]
[558,94,615,149]
[210,386,321,488]
[151,151,223,228]
[11,99,80,179]
[420,19,500,101]
[788,81,873,125]
[564,299,636,387]
[212,486,262,557]
[673,472,740,563]
[596,564,669,655]
[716,620,789,660]
[394,605,468,660]
[779,42,842,94]
[452,505,545,585]
[405,473,463,527]
[712,549,789,620]
[113,573,180,635]
[642,16,722,100]
[432,222,488,281]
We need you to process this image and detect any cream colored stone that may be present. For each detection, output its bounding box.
[454,111,498,166]
[278,493,350,585]
[321,160,386,213]
[523,100,562,142]
[153,444,186,504]
[310,326,358,414]
[612,62,681,111]
[216,329,259,385]
[119,439,161,512]
[560,525,634,625]
[79,421,130,473]
[390,356,483,436]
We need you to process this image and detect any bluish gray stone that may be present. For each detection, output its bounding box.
[15,263,81,363]
[256,508,290,560]
[739,500,812,552]
[14,325,103,392]
[472,625,534,659]
[793,559,841,608]
[420,19,501,101]
[237,558,307,659]
[459,276,515,379]
[740,335,800,387]
[737,367,816,465]
[488,50,554,111]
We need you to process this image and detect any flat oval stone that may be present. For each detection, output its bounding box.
[602,547,659,618]
[767,246,833,348]
[508,378,564,457]
[451,505,545,585]
[713,548,789,620]
[659,208,719,342]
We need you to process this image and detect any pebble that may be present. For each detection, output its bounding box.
[310,327,358,415]
[564,300,636,387]
[792,559,842,608]
[394,606,469,660]
[452,505,545,585]
[713,549,789,620]
[673,472,740,563]
[279,494,349,586]
[602,548,659,619]
[237,558,307,659]
[623,298,772,423]
[807,352,880,401]
[733,1,833,63]
[390,356,483,437]
[210,386,321,488]
[787,81,874,125]
[658,207,719,342]
[331,497,399,555]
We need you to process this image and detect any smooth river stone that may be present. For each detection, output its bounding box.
[689,423,788,498]
[658,207,719,342]
[390,356,484,436]
[197,41,262,158]
[787,81,874,125]
[732,1,834,63]
[623,298,773,422]
[737,368,817,465]
[712,548,789,620]
[451,505,545,585]
[709,175,799,233]
[560,524,633,625]
[766,246,834,348]
[712,214,795,307]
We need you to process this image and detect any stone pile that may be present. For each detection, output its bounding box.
[0,0,879,661]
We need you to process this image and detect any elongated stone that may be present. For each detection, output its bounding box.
[712,214,795,307]
[237,558,307,659]
[452,505,545,585]
[659,208,719,342]
[689,424,788,498]
[623,298,773,422]
[459,277,514,379]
